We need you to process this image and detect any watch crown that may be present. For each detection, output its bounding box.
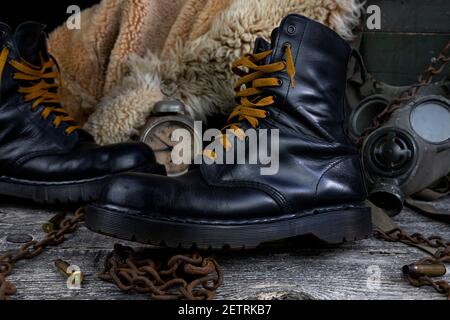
[153,100,186,115]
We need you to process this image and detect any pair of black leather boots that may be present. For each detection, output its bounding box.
[0,15,371,249]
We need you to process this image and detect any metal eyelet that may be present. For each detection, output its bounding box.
[277,79,283,86]
[287,25,296,35]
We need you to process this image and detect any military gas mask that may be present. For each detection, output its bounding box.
[348,79,450,216]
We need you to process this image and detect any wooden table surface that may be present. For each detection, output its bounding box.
[1,195,449,300]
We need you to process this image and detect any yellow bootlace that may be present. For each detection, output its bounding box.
[0,47,81,135]
[204,44,296,159]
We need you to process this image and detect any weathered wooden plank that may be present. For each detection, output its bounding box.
[1,196,450,300]
[361,33,450,85]
[365,0,450,33]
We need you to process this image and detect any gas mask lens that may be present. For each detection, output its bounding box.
[410,97,450,143]
[349,95,390,139]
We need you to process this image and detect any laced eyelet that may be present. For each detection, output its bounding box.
[8,55,82,135]
[277,79,283,86]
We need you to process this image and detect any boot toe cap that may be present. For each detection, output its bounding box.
[104,142,159,174]
[13,142,161,181]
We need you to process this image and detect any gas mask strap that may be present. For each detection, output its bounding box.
[404,175,450,223]
[370,202,440,256]
[405,198,450,223]
[351,49,368,83]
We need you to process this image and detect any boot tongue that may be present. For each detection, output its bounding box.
[253,37,271,65]
[253,28,278,64]
[268,27,283,64]
[254,37,271,53]
[14,22,47,66]
[0,23,13,40]
[270,27,279,49]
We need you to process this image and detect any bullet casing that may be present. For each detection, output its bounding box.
[42,212,67,233]
[403,263,447,278]
[54,259,85,283]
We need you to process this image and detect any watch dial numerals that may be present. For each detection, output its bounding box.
[141,119,197,176]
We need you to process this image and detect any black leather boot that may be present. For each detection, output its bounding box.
[86,14,371,249]
[0,22,164,203]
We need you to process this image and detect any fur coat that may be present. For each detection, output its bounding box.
[49,0,364,145]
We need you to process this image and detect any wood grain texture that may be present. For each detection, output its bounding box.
[1,195,449,300]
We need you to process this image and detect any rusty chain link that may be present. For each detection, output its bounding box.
[99,244,223,300]
[374,228,450,299]
[0,207,85,300]
[356,40,450,146]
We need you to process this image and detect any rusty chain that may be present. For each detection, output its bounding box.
[356,39,450,146]
[0,207,223,300]
[0,207,85,300]
[99,244,223,300]
[374,228,450,299]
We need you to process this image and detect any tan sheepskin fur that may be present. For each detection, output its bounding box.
[48,0,185,124]
[58,0,365,145]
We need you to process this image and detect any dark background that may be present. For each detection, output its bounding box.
[1,0,449,86]
[0,0,100,32]
[360,0,450,85]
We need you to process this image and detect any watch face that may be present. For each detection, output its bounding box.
[141,118,197,176]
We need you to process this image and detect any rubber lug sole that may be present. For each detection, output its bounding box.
[0,176,110,204]
[85,204,372,250]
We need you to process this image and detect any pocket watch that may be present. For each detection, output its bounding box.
[140,100,201,176]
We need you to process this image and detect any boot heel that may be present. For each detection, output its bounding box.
[308,207,372,244]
